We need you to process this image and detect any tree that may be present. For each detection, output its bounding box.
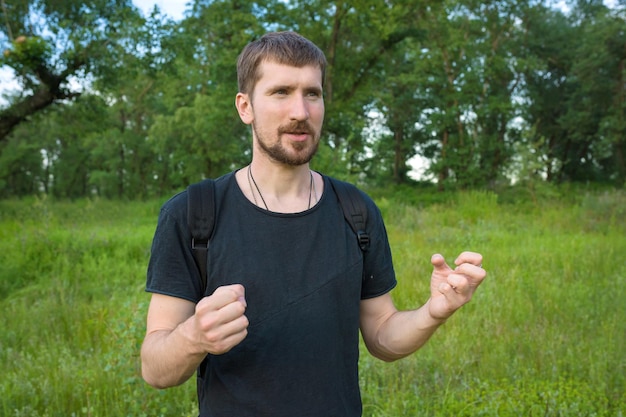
[563,2,626,184]
[521,1,626,185]
[0,0,142,142]
[0,124,44,196]
[2,0,624,199]
[281,0,427,181]
[519,4,574,182]
[144,0,268,187]
[87,10,182,198]
[468,0,527,188]
[406,1,486,188]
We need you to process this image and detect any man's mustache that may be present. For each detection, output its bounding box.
[278,121,314,135]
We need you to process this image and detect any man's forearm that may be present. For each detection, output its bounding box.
[369,299,446,362]
[141,320,207,389]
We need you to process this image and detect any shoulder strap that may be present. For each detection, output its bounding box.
[329,177,370,252]
[187,179,216,294]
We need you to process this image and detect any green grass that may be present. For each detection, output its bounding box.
[1,189,624,416]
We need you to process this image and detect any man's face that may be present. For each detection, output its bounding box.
[236,60,325,166]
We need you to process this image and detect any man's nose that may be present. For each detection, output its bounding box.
[289,94,309,121]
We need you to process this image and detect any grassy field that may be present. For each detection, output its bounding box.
[0,187,624,416]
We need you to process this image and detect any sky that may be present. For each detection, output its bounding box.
[133,0,188,20]
[133,0,621,19]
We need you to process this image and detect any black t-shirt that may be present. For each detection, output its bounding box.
[147,171,397,417]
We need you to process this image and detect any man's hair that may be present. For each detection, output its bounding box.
[237,31,327,96]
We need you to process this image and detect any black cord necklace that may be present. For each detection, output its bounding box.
[247,165,315,211]
[248,165,269,210]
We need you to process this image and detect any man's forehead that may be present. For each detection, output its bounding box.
[257,60,323,84]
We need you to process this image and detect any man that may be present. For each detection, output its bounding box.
[141,31,486,417]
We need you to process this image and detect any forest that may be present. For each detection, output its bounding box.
[1,0,625,199]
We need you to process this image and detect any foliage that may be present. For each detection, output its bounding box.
[0,188,625,416]
[0,0,144,140]
[520,2,626,185]
[1,0,625,197]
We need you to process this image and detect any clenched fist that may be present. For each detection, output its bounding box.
[191,284,249,355]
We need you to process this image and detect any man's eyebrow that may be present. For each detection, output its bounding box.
[305,86,323,95]
[263,84,292,93]
[264,83,322,93]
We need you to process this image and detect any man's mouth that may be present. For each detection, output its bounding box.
[279,123,313,141]
[284,132,310,141]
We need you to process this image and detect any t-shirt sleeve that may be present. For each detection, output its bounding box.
[360,193,397,299]
[146,192,203,303]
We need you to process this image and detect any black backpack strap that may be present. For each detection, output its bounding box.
[187,179,216,295]
[329,177,370,251]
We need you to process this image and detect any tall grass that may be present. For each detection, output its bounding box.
[1,189,624,416]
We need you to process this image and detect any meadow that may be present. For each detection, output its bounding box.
[0,186,624,416]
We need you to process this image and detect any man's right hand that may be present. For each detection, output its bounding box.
[191,284,249,355]
[141,284,249,388]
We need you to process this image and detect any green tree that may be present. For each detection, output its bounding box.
[0,126,44,196]
[144,0,267,189]
[0,0,143,142]
[282,0,427,181]
[562,2,626,184]
[521,1,625,185]
[468,0,526,188]
[409,0,485,188]
[519,4,574,182]
[2,0,624,199]
[368,40,424,184]
[408,0,527,189]
[0,95,109,198]
[87,10,180,198]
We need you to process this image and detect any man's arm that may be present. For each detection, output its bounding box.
[360,294,445,361]
[141,285,248,389]
[359,252,485,362]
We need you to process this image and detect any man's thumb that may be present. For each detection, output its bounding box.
[431,253,449,271]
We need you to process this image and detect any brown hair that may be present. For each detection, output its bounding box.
[237,31,327,96]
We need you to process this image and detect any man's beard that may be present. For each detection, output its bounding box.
[253,121,320,166]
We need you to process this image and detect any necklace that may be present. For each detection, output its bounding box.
[247,165,315,211]
[309,171,317,208]
[248,165,268,210]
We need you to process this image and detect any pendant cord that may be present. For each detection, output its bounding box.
[247,165,315,211]
[307,171,313,209]
[248,165,269,210]
[311,171,317,205]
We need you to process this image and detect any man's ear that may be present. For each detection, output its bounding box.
[235,92,253,125]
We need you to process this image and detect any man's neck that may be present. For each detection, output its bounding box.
[235,162,319,213]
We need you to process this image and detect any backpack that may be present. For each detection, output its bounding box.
[187,176,370,294]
